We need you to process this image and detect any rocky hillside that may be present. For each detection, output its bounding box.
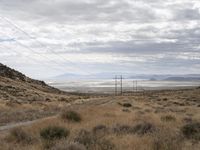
[0,63,68,103]
[0,63,48,86]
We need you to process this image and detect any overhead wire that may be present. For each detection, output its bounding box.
[0,16,200,77]
[0,17,92,74]
[0,43,70,73]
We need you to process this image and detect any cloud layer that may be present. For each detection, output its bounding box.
[0,0,200,78]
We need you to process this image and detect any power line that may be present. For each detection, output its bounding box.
[1,16,200,77]
[2,17,200,44]
[1,17,200,48]
[0,17,92,74]
[0,30,77,73]
[1,17,200,54]
[0,43,69,73]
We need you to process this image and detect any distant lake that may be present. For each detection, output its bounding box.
[48,79,200,94]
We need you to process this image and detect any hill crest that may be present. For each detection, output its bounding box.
[0,63,46,86]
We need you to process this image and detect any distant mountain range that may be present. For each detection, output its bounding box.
[51,72,131,80]
[49,72,200,81]
[129,74,200,81]
[163,77,200,81]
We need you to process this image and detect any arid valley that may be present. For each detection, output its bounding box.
[0,63,200,150]
[1,0,200,149]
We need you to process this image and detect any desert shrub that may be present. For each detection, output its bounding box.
[51,142,86,150]
[181,122,200,140]
[117,102,122,106]
[182,117,193,123]
[61,110,81,122]
[163,98,168,101]
[122,108,131,112]
[7,127,32,144]
[118,102,132,107]
[113,124,134,135]
[112,122,155,135]
[152,128,183,150]
[66,143,86,150]
[59,97,67,102]
[75,129,96,148]
[45,97,51,102]
[161,115,176,122]
[132,122,156,135]
[96,139,115,150]
[92,125,108,134]
[92,125,109,138]
[122,103,132,107]
[40,126,70,141]
[75,129,115,150]
[82,96,90,99]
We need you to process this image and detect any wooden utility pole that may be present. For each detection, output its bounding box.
[114,75,123,96]
[136,80,138,92]
[115,75,117,96]
[120,75,123,95]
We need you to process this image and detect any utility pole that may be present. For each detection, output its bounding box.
[136,80,138,92]
[115,75,117,96]
[133,80,135,93]
[114,75,123,96]
[120,75,123,95]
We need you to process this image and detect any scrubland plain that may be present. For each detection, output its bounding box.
[0,87,200,150]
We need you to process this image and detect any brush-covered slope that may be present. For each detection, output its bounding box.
[0,63,68,103]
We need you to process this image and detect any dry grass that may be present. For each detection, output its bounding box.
[5,127,33,144]
[0,88,200,149]
[51,141,86,150]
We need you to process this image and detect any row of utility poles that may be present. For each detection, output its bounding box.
[114,75,138,95]
[115,75,123,96]
[133,80,138,92]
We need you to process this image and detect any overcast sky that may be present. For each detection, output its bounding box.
[0,0,200,79]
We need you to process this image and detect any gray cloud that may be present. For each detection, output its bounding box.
[0,0,200,78]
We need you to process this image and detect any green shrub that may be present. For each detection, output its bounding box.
[181,122,200,140]
[40,126,70,141]
[61,110,81,122]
